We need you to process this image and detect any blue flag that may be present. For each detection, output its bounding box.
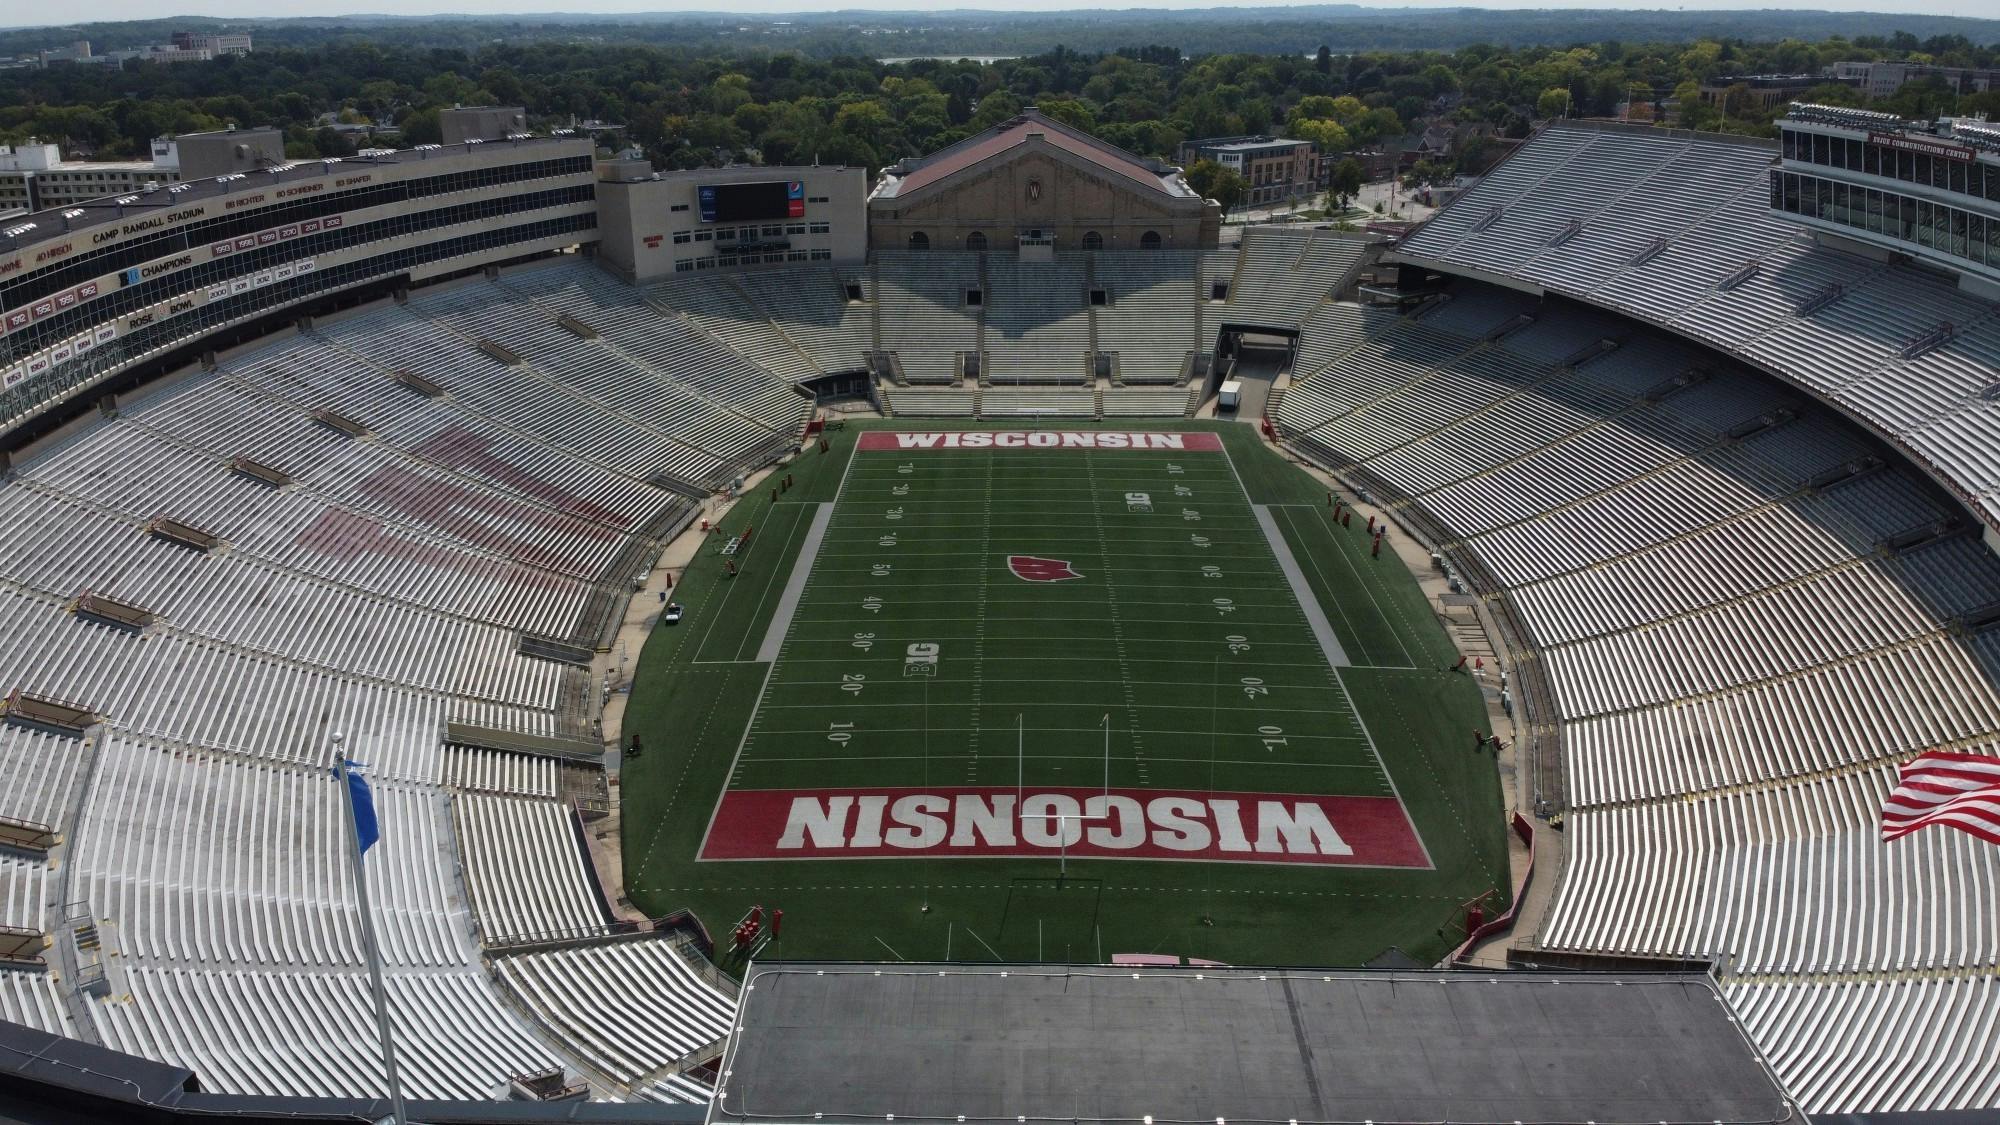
[345,763,380,855]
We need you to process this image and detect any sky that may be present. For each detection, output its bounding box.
[6,0,1988,23]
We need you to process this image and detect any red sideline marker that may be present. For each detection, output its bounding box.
[701,785,1431,868]
[858,430,1224,452]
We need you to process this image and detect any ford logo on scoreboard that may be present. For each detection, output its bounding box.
[697,184,718,223]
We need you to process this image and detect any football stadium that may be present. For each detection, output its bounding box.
[0,100,1993,1123]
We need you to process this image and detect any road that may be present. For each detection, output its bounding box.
[1219,178,1437,244]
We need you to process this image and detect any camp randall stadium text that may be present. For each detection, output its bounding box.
[700,786,1431,868]
[856,430,1226,452]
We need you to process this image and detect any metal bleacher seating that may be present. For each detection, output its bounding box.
[649,274,823,385]
[881,387,979,417]
[1216,228,1372,332]
[982,260,1091,384]
[1397,118,2000,528]
[1277,277,2000,1114]
[725,267,875,376]
[492,938,733,1093]
[0,258,775,1103]
[1093,252,1203,383]
[874,252,978,383]
[452,790,609,946]
[980,387,1098,418]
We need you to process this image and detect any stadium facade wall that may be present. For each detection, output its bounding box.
[0,136,599,441]
[869,146,1216,253]
[595,164,868,282]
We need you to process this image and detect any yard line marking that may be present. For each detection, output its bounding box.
[696,660,779,855]
[967,451,994,780]
[1298,505,1418,668]
[1082,449,1150,785]
[772,675,1349,689]
[769,647,1337,664]
[757,701,1365,716]
[687,501,803,665]
[734,752,1378,766]
[753,503,836,663]
[1331,662,1433,866]
[1252,504,1352,669]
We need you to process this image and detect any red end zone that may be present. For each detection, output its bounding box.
[857,430,1224,452]
[700,785,1431,868]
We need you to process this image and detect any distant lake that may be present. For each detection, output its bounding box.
[878,55,1017,65]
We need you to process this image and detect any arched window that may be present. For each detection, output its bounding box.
[1140,230,1162,250]
[1081,230,1104,251]
[965,231,988,252]
[908,231,930,251]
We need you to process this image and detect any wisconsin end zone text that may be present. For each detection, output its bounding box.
[701,786,1432,868]
[856,430,1226,452]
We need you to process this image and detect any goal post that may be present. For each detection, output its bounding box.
[1015,713,1114,878]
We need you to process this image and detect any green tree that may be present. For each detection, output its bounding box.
[1289,118,1351,153]
[397,107,442,146]
[1326,156,1365,210]
[1404,158,1453,187]
[1537,86,1572,119]
[1034,97,1097,133]
[1184,157,1246,214]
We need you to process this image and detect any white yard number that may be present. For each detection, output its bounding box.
[1200,565,1223,580]
[871,563,892,577]
[1258,725,1288,750]
[1125,492,1152,513]
[1225,634,1251,653]
[1174,485,1194,498]
[841,674,866,695]
[1241,677,1268,700]
[1212,598,1237,615]
[861,596,883,613]
[827,721,855,744]
[1189,534,1212,549]
[1167,463,1185,475]
[897,462,914,475]
[886,507,905,521]
[851,632,876,651]
[1182,508,1202,522]
[878,535,898,548]
[892,484,910,496]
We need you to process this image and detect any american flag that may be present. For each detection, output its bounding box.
[1881,751,2000,845]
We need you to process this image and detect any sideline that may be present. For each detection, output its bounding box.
[1251,503,1352,668]
[755,502,835,663]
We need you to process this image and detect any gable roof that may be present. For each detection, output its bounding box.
[875,109,1196,202]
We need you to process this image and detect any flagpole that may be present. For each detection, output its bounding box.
[333,734,409,1125]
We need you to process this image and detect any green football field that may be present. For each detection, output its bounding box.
[620,421,1510,967]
